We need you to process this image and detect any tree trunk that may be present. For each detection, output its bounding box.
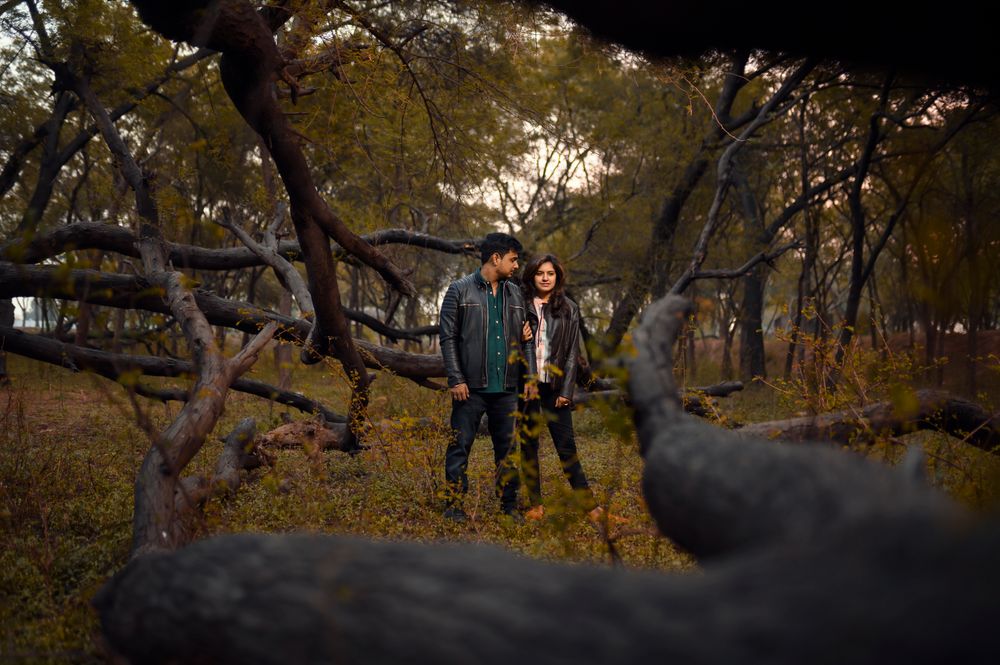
[967,315,978,397]
[601,52,751,353]
[738,267,766,382]
[720,318,734,380]
[737,389,1000,454]
[0,298,13,383]
[785,98,813,379]
[15,92,74,234]
[733,164,767,382]
[835,75,892,367]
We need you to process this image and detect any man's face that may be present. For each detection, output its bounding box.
[494,250,520,278]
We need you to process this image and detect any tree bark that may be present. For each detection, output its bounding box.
[0,298,13,383]
[734,165,767,382]
[67,63,279,555]
[176,418,265,511]
[275,289,294,390]
[0,261,444,379]
[737,389,1000,454]
[1,221,477,269]
[0,325,345,423]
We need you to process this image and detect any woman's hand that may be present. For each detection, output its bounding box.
[522,321,533,341]
[555,396,572,408]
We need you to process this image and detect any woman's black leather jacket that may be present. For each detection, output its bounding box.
[526,296,582,401]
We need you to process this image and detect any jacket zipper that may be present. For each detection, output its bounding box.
[502,281,509,387]
[481,279,488,385]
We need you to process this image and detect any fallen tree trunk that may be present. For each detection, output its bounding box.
[176,418,269,510]
[737,389,1000,455]
[258,419,350,456]
[1,221,478,269]
[629,297,960,557]
[688,380,744,397]
[93,523,1000,665]
[0,261,445,379]
[571,380,743,418]
[0,326,346,423]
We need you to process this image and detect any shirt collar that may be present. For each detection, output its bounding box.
[474,270,506,289]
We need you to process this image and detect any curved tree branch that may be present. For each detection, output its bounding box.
[67,62,280,555]
[0,47,214,202]
[629,295,959,559]
[0,325,346,423]
[0,262,447,380]
[669,58,818,296]
[216,205,315,318]
[1,221,478,267]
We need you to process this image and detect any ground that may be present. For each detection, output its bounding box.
[1,337,997,663]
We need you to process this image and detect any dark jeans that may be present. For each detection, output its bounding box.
[519,382,595,510]
[445,391,519,511]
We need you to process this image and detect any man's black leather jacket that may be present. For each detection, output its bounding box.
[439,272,536,391]
[526,296,582,401]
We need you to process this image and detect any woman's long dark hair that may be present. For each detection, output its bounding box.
[521,253,568,315]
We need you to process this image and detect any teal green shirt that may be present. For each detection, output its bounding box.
[475,271,509,393]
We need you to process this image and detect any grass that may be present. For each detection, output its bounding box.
[2,337,998,662]
[0,352,688,663]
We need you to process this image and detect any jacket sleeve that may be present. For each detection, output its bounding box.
[439,283,466,387]
[559,305,582,401]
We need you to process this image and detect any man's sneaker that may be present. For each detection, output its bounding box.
[501,507,525,525]
[443,506,468,524]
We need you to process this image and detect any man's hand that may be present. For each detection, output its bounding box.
[522,321,533,341]
[450,383,470,401]
[555,396,572,408]
[523,382,538,400]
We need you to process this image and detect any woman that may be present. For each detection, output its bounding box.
[519,254,603,522]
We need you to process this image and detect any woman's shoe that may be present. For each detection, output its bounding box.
[588,506,629,525]
[525,505,545,521]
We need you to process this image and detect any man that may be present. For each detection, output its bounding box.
[439,232,536,523]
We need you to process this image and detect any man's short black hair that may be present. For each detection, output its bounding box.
[480,232,522,264]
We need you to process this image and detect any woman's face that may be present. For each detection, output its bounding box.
[533,261,558,298]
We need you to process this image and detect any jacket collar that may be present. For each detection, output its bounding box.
[473,270,508,291]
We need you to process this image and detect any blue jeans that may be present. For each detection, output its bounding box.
[445,391,519,511]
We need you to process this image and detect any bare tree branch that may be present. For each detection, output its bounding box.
[0,262,447,380]
[689,241,800,282]
[1,221,479,268]
[216,205,315,318]
[738,390,1000,454]
[67,62,280,555]
[670,58,819,296]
